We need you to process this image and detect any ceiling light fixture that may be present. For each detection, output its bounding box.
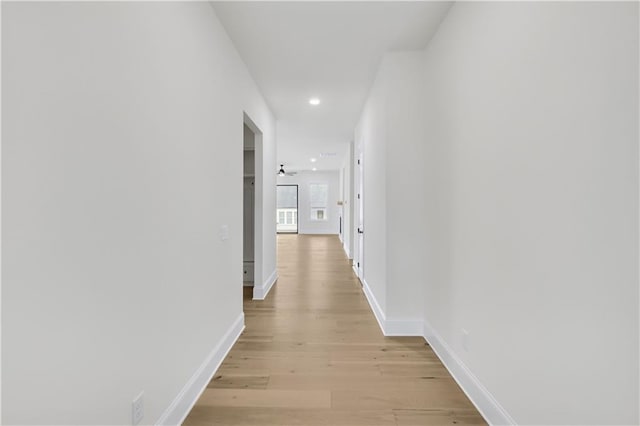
[312,167,317,171]
[310,158,317,162]
[278,164,286,176]
[309,97,320,106]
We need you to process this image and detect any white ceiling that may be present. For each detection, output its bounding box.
[212,1,453,172]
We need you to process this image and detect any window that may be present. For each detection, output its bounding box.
[277,185,298,233]
[309,183,328,221]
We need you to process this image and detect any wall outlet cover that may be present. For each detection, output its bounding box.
[461,329,470,352]
[219,225,229,241]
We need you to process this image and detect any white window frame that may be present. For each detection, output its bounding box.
[309,182,329,222]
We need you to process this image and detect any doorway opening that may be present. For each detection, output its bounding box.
[243,123,256,291]
[277,185,298,234]
[242,113,264,300]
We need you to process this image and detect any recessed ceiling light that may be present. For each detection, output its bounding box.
[312,167,317,171]
[309,98,320,106]
[310,158,317,162]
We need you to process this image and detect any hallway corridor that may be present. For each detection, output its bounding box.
[184,235,484,425]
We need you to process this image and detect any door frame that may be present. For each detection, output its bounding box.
[243,113,263,300]
[354,146,364,280]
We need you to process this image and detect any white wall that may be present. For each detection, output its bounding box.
[355,52,426,328]
[421,3,638,424]
[356,2,638,425]
[2,3,276,424]
[340,142,354,258]
[355,67,387,313]
[384,52,426,323]
[277,171,340,235]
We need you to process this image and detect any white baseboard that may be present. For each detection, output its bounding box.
[253,269,277,300]
[362,278,386,334]
[361,279,422,337]
[385,318,424,336]
[422,320,516,426]
[155,312,244,426]
[342,242,351,260]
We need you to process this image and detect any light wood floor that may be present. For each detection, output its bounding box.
[184,234,485,426]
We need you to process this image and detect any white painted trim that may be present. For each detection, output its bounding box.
[298,231,339,235]
[385,318,423,336]
[253,269,277,300]
[361,278,386,335]
[361,279,423,337]
[343,242,351,260]
[423,320,516,426]
[155,312,245,426]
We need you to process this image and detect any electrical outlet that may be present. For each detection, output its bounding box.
[132,392,144,425]
[219,225,229,241]
[461,329,470,352]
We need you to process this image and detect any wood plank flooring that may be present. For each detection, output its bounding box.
[184,234,485,426]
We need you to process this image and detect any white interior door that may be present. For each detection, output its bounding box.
[356,151,364,279]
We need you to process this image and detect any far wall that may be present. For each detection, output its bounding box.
[277,171,340,235]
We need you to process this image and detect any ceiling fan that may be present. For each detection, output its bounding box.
[277,164,297,176]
